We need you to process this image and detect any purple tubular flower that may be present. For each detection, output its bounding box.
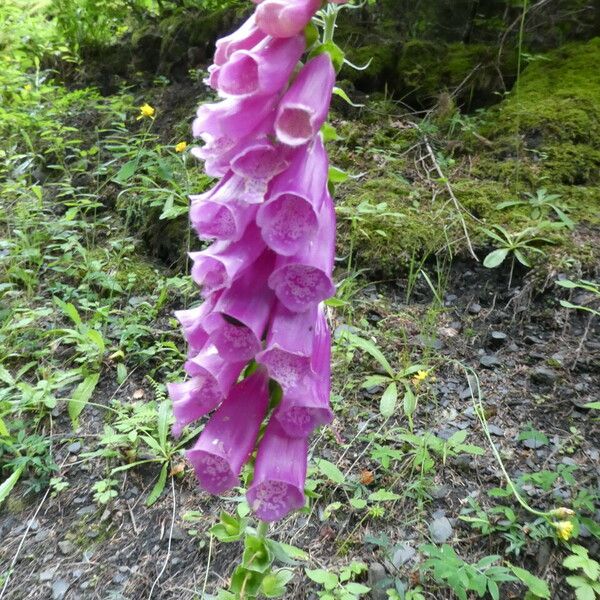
[189,223,266,296]
[255,0,321,38]
[275,305,333,437]
[257,303,317,390]
[213,15,267,66]
[209,250,276,361]
[190,174,259,241]
[274,53,336,147]
[187,368,270,494]
[214,35,305,98]
[247,419,308,521]
[256,136,328,256]
[168,345,244,437]
[192,95,278,156]
[268,193,336,312]
[174,292,221,355]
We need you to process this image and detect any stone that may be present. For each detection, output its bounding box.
[392,543,416,568]
[368,563,388,600]
[530,366,558,385]
[487,424,505,437]
[67,441,82,454]
[58,540,76,555]
[429,517,453,543]
[480,354,500,368]
[52,579,69,600]
[40,569,55,582]
[468,302,482,315]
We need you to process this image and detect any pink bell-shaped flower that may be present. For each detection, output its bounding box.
[213,35,305,98]
[255,0,321,39]
[187,368,270,494]
[274,53,336,147]
[247,419,308,521]
[213,15,267,66]
[268,193,336,312]
[256,136,328,256]
[168,344,245,437]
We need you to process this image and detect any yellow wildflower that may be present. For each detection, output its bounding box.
[23,84,32,92]
[553,520,574,541]
[137,103,155,120]
[412,370,429,386]
[175,141,188,153]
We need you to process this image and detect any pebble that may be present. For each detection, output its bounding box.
[58,540,76,555]
[468,302,482,315]
[480,354,500,368]
[487,424,505,437]
[392,543,416,568]
[52,579,69,600]
[40,569,55,582]
[430,485,450,499]
[429,517,453,543]
[530,366,558,385]
[67,441,82,454]
[367,562,388,600]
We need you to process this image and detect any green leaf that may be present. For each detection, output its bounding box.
[157,399,170,448]
[403,386,417,419]
[86,329,106,353]
[332,86,364,107]
[0,365,15,386]
[230,566,264,596]
[344,582,371,594]
[0,416,8,437]
[68,372,100,427]
[113,159,138,183]
[380,382,398,417]
[0,466,24,506]
[368,489,401,502]
[514,249,531,267]
[317,459,346,485]
[509,566,550,598]
[261,570,294,598]
[329,165,350,184]
[243,535,273,573]
[350,498,368,510]
[483,248,509,268]
[582,401,600,410]
[266,540,308,565]
[340,332,394,377]
[146,462,168,506]
[321,122,341,142]
[309,41,345,72]
[305,569,338,590]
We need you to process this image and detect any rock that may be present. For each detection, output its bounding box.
[480,354,500,368]
[52,579,69,600]
[67,441,82,454]
[40,569,55,582]
[429,517,453,543]
[487,424,505,437]
[367,562,388,600]
[530,366,558,385]
[392,543,416,568]
[489,331,508,348]
[58,540,76,555]
[430,485,450,499]
[415,335,442,350]
[468,302,482,315]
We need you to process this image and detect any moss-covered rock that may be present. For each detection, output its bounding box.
[475,37,600,185]
[396,41,516,107]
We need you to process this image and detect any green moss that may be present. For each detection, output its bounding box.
[343,43,399,92]
[396,41,515,106]
[475,38,600,185]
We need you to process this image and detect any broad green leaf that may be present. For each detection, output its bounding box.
[305,569,338,590]
[403,387,417,418]
[483,248,509,268]
[261,570,294,598]
[509,566,550,598]
[113,159,138,183]
[0,416,8,437]
[368,489,401,502]
[362,375,391,388]
[317,459,346,484]
[146,462,168,506]
[345,582,371,594]
[341,332,394,377]
[380,382,398,417]
[583,401,600,410]
[0,465,24,505]
[0,365,15,386]
[68,372,100,426]
[329,166,349,184]
[157,399,170,448]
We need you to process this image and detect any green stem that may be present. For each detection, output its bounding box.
[257,520,269,538]
[322,4,340,43]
